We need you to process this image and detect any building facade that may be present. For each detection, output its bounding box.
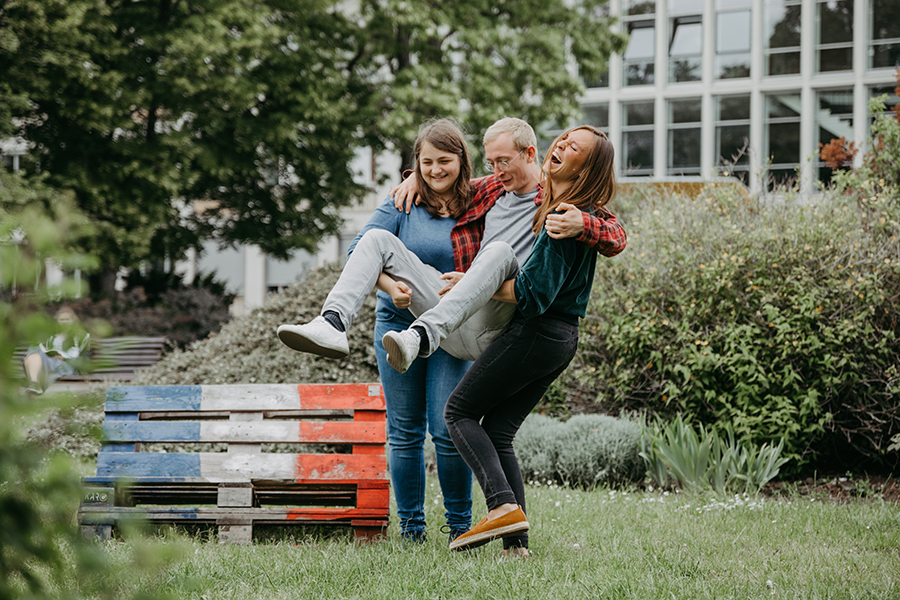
[581,0,898,193]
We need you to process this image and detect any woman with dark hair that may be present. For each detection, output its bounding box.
[382,125,618,556]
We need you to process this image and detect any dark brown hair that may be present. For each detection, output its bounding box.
[414,118,473,219]
[532,125,616,233]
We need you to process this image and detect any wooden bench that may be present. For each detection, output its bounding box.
[77,383,389,544]
[15,336,168,382]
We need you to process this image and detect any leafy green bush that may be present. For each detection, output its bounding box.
[514,414,644,488]
[1,171,181,599]
[831,86,900,206]
[557,184,899,474]
[134,264,379,385]
[640,414,789,494]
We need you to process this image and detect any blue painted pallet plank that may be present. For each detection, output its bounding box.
[101,443,139,452]
[96,453,202,479]
[84,476,212,484]
[103,422,202,442]
[105,385,202,412]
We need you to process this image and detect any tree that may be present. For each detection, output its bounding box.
[1,0,625,283]
[0,0,372,285]
[354,0,626,168]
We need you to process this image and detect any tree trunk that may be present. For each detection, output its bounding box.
[88,267,119,298]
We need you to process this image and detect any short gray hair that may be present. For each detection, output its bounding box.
[483,117,538,154]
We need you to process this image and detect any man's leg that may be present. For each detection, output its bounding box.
[412,241,520,357]
[278,229,446,356]
[321,229,446,331]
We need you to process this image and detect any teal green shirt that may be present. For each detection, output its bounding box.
[513,226,597,320]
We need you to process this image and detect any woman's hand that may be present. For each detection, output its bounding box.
[544,202,584,239]
[439,272,464,296]
[390,173,420,214]
[388,280,412,309]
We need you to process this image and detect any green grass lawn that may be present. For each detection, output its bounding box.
[17,392,900,600]
[88,475,899,600]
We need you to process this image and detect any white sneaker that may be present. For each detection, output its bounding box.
[277,316,349,358]
[382,329,421,374]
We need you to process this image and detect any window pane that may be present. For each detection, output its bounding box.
[819,47,853,71]
[625,24,656,60]
[670,19,703,55]
[768,167,798,188]
[717,0,752,9]
[624,102,655,126]
[871,0,900,40]
[670,0,703,14]
[717,11,751,53]
[817,91,854,145]
[766,2,802,48]
[768,51,801,74]
[671,99,702,123]
[717,125,751,164]
[768,122,800,164]
[818,0,854,44]
[625,61,655,85]
[670,58,702,82]
[718,95,751,120]
[767,94,801,118]
[624,0,656,16]
[624,131,655,174]
[585,70,609,88]
[584,104,610,128]
[872,43,900,69]
[870,85,900,109]
[669,127,701,170]
[717,54,751,78]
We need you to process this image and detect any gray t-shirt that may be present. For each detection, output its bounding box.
[481,189,539,267]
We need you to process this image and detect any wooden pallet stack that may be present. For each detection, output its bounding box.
[78,383,389,544]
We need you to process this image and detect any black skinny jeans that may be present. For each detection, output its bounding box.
[444,314,579,549]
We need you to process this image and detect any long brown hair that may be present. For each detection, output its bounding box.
[413,119,473,219]
[532,125,616,234]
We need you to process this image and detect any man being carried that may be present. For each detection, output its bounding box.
[276,117,626,361]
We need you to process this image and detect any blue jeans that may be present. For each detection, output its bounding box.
[375,312,474,536]
[444,315,579,548]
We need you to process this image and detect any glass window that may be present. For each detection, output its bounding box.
[870,0,900,69]
[816,90,855,183]
[715,95,751,184]
[622,101,655,176]
[624,21,656,86]
[668,98,702,176]
[583,104,610,130]
[765,93,801,187]
[716,0,751,8]
[716,10,751,79]
[765,0,802,76]
[670,0,703,13]
[817,0,853,72]
[869,84,900,124]
[584,70,610,88]
[624,0,657,16]
[670,16,703,82]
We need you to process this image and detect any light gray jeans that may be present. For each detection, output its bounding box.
[322,229,518,362]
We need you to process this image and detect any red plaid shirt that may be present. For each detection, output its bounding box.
[451,175,627,272]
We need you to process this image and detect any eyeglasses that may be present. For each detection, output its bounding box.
[484,149,525,173]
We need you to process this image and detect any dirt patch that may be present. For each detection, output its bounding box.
[763,475,900,503]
